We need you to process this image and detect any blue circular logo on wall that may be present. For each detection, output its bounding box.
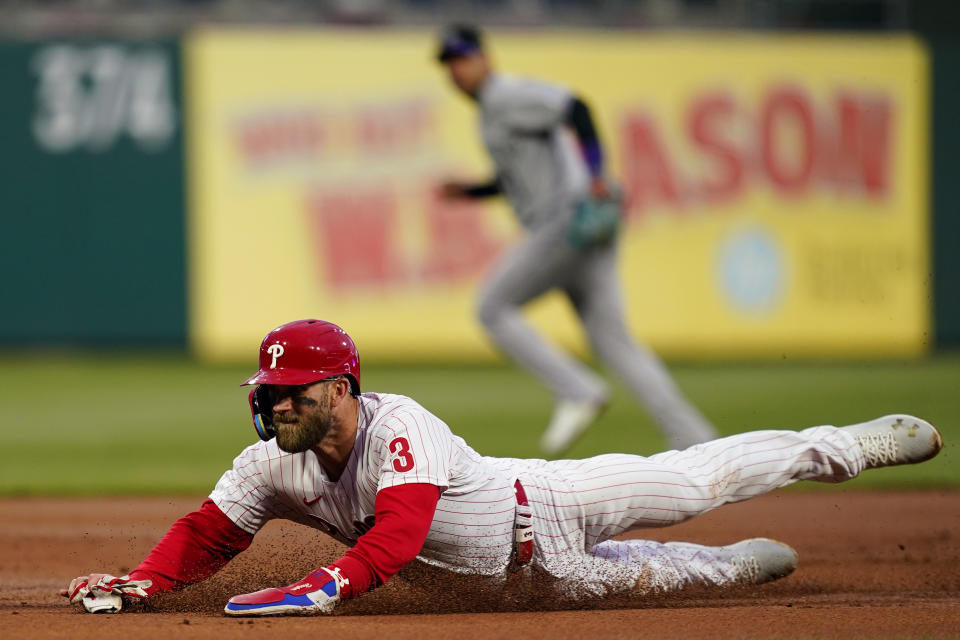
[717,228,785,314]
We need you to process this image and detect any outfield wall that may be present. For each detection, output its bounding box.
[931,38,960,347]
[0,40,186,345]
[187,31,930,361]
[0,31,949,357]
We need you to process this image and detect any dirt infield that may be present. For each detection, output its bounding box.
[1,491,958,639]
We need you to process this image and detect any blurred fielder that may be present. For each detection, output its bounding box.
[63,320,943,616]
[435,25,717,455]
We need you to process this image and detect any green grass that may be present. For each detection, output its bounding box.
[0,352,957,494]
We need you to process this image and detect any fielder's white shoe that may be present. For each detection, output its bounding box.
[667,538,799,586]
[540,399,606,456]
[841,414,943,469]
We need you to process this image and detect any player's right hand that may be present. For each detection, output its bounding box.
[62,573,107,603]
[61,573,153,604]
[437,180,469,200]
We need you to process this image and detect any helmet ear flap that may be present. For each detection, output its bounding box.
[248,386,276,441]
[346,374,361,397]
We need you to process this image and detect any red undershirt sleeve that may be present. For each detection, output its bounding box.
[329,483,441,599]
[127,498,254,594]
[124,487,438,600]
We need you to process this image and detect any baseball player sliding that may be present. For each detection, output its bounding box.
[435,25,717,455]
[63,319,942,616]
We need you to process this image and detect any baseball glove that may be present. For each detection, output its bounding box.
[567,189,623,251]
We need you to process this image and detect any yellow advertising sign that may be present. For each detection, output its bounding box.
[186,31,928,361]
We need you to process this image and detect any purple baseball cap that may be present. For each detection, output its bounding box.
[436,25,483,62]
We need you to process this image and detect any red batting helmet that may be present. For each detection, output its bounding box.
[241,319,361,393]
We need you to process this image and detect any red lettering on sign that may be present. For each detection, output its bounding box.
[236,109,326,166]
[355,101,434,154]
[620,114,681,218]
[688,92,745,204]
[306,187,402,290]
[827,92,892,197]
[305,179,504,290]
[421,184,501,282]
[760,87,816,195]
[618,83,895,217]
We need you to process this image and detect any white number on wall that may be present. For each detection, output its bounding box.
[32,45,176,153]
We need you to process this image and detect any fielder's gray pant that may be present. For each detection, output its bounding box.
[477,213,716,450]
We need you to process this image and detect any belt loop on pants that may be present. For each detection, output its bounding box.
[513,479,533,566]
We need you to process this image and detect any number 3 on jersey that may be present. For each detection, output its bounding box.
[389,437,415,472]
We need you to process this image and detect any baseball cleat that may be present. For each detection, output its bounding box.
[540,398,606,456]
[841,414,943,469]
[224,568,342,616]
[667,538,798,585]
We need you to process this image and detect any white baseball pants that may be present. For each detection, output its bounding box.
[510,424,865,596]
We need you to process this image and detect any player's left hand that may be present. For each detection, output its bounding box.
[568,184,623,251]
[223,566,346,616]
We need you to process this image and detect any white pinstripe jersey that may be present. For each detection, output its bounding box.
[211,394,865,595]
[210,392,519,576]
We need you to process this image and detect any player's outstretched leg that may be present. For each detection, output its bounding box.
[840,414,942,468]
[548,414,943,550]
[569,537,797,597]
[662,538,799,586]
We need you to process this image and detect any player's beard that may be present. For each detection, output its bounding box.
[273,393,333,453]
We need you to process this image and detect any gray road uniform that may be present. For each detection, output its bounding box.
[474,72,715,450]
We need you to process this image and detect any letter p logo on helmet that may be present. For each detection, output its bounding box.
[241,320,361,392]
[267,344,285,369]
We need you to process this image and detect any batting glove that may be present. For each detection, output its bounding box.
[224,566,346,616]
[65,574,154,612]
